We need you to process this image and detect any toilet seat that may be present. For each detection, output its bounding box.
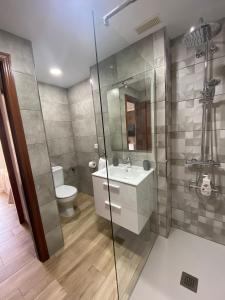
[56,185,77,199]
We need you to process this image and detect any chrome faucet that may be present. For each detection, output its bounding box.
[124,155,132,167]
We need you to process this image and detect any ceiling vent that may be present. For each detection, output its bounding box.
[135,16,161,35]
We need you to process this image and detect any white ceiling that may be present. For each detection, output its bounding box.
[0,0,224,88]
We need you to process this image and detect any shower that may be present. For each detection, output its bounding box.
[183,18,222,199]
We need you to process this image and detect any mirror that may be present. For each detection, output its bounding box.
[107,71,153,152]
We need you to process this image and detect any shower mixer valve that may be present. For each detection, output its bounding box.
[200,78,221,102]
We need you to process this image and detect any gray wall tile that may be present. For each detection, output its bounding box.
[0,29,63,256]
[68,79,97,195]
[74,136,97,153]
[21,110,46,145]
[39,83,78,187]
[40,201,61,234]
[34,172,56,206]
[38,83,68,104]
[0,30,35,75]
[72,118,96,137]
[13,72,40,110]
[45,226,64,256]
[44,121,74,140]
[68,79,93,104]
[41,101,71,122]
[47,137,75,157]
[28,143,51,177]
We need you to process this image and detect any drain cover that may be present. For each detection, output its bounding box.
[180,272,198,293]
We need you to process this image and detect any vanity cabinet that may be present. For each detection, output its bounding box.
[92,172,154,234]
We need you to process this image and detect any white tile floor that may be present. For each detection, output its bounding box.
[131,228,225,300]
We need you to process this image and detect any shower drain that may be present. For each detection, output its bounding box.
[180,272,198,293]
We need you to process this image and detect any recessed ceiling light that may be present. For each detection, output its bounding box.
[50,68,62,76]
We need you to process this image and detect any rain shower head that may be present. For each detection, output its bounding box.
[183,18,221,49]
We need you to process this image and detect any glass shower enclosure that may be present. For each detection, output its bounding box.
[90,10,167,299]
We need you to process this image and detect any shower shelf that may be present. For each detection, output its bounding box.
[188,184,219,194]
[185,160,220,167]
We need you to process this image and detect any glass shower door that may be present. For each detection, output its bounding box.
[91,11,159,299]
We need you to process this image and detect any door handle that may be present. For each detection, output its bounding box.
[105,200,121,211]
[103,182,120,191]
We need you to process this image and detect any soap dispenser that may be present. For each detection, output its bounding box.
[200,175,212,196]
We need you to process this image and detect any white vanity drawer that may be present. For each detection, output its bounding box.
[104,200,140,234]
[92,176,111,221]
[92,176,149,234]
[102,179,138,212]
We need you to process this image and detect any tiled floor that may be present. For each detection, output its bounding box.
[131,228,225,300]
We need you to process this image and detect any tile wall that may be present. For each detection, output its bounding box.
[171,18,225,244]
[0,29,64,255]
[68,79,98,195]
[38,83,78,187]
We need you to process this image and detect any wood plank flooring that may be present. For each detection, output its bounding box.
[0,192,156,300]
[0,193,36,299]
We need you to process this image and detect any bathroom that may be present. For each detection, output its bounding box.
[0,0,225,299]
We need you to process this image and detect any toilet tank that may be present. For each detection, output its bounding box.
[52,165,64,188]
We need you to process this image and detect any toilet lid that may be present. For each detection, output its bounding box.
[56,185,77,198]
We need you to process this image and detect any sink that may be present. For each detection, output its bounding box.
[92,164,153,186]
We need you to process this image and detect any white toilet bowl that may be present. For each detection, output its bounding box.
[52,166,78,218]
[56,185,77,217]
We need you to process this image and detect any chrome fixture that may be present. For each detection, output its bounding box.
[124,156,132,167]
[183,18,222,198]
[112,76,134,88]
[183,17,221,57]
[103,0,138,26]
[185,159,220,167]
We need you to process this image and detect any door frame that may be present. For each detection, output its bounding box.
[0,98,25,224]
[0,52,49,262]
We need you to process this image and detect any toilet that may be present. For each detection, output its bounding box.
[52,165,77,217]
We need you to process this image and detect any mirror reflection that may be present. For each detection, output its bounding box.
[107,72,153,152]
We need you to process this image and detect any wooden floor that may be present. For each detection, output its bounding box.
[0,192,156,300]
[0,193,36,299]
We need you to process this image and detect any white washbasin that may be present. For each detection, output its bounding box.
[92,164,153,186]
